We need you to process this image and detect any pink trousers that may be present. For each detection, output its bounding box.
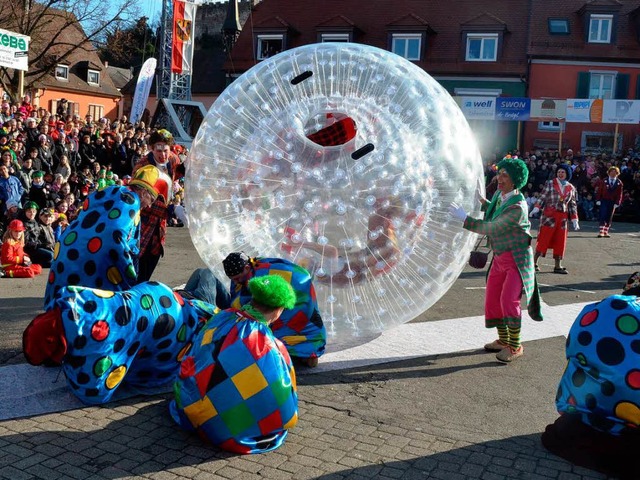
[485,251,523,328]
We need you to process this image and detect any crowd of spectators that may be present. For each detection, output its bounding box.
[485,148,640,223]
[0,97,187,272]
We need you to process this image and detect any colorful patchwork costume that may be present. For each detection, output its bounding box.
[44,186,141,311]
[24,282,216,405]
[229,257,326,362]
[556,294,640,435]
[170,305,298,454]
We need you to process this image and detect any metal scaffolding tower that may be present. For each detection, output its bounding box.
[157,0,192,101]
[152,0,208,145]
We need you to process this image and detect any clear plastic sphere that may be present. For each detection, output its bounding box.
[186,43,483,349]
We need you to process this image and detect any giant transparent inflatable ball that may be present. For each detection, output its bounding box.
[187,43,483,349]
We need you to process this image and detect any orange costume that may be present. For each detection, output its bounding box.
[1,240,43,278]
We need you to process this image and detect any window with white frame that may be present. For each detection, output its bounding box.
[589,72,616,99]
[88,69,100,85]
[538,121,563,132]
[392,33,422,60]
[321,33,349,42]
[588,14,613,43]
[55,64,69,80]
[465,33,498,61]
[256,34,284,60]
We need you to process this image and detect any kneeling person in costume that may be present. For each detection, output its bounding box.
[222,252,326,367]
[43,165,172,311]
[23,282,216,404]
[541,272,640,479]
[170,275,299,454]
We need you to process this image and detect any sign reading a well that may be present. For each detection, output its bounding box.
[0,28,30,71]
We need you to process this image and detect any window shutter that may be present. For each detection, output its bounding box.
[615,73,630,99]
[576,72,590,98]
[50,99,58,113]
[636,75,640,99]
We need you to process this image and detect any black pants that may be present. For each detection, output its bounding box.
[137,251,160,283]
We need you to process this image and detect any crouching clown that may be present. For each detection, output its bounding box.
[170,275,299,454]
[23,281,216,404]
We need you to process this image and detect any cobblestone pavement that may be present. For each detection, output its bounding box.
[0,338,613,479]
[2,224,636,479]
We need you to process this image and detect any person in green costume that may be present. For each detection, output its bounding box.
[450,156,543,363]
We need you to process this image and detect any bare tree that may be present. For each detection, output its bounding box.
[0,0,140,101]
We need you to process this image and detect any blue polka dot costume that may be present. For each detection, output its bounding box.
[229,257,326,362]
[170,307,298,454]
[44,186,141,311]
[556,295,640,435]
[45,282,216,405]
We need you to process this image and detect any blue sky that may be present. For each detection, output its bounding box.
[133,0,226,24]
[134,1,163,23]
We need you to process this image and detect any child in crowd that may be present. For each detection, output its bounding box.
[580,194,595,221]
[50,173,64,193]
[52,213,68,240]
[1,219,43,278]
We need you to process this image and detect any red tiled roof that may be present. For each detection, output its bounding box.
[1,4,121,98]
[226,0,531,76]
[529,0,640,61]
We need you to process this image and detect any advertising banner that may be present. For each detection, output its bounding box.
[130,57,157,124]
[601,100,640,124]
[456,96,496,120]
[0,28,30,71]
[566,98,603,123]
[495,97,530,121]
[529,99,567,121]
[171,0,197,74]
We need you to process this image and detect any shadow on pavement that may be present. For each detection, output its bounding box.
[0,296,43,322]
[537,273,628,294]
[312,432,612,479]
[0,401,609,480]
[0,398,235,478]
[299,349,504,386]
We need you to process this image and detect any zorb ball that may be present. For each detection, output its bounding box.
[187,43,483,348]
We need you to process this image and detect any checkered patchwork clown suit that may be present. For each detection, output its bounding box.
[229,257,326,362]
[170,305,298,454]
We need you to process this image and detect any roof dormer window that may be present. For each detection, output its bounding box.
[256,34,284,60]
[465,33,498,61]
[321,33,350,42]
[391,33,422,60]
[589,14,613,43]
[55,64,69,81]
[88,69,100,85]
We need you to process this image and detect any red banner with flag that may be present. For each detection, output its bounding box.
[171,0,197,74]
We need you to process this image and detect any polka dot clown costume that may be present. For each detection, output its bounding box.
[556,294,640,435]
[170,275,299,454]
[224,254,326,364]
[24,282,217,405]
[44,186,141,312]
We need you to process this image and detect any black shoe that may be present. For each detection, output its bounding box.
[554,267,568,274]
[534,265,540,272]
